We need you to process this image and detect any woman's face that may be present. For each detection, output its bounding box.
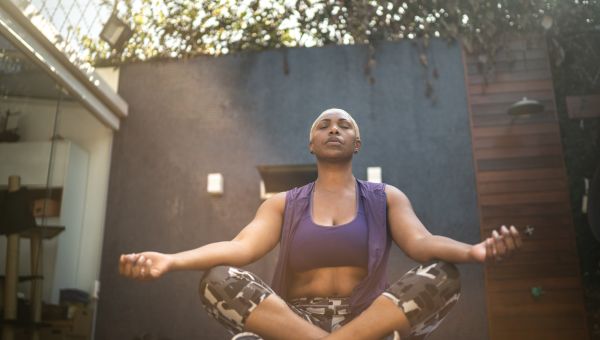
[309,110,361,161]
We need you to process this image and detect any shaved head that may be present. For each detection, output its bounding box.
[309,108,361,142]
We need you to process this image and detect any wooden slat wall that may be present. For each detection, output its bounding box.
[463,38,590,340]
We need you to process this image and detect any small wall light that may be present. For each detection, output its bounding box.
[507,97,544,116]
[100,12,133,51]
[207,173,224,195]
[367,167,382,183]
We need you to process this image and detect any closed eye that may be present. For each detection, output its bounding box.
[337,121,352,128]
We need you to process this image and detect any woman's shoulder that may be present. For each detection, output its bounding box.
[356,180,409,204]
[383,184,411,206]
[260,191,287,215]
[357,178,387,194]
[285,181,315,201]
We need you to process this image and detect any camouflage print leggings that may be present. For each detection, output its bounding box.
[198,261,460,340]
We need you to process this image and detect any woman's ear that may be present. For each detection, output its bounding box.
[354,139,362,153]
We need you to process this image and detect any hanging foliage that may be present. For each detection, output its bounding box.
[80,0,600,96]
[82,0,599,65]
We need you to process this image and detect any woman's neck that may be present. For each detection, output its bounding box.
[315,162,355,192]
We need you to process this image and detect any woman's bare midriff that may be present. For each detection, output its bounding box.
[287,266,368,298]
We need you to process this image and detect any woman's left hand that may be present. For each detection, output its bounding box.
[469,225,523,263]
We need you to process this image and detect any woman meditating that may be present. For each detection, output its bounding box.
[119,108,522,340]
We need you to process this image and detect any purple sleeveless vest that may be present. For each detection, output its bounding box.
[270,179,392,317]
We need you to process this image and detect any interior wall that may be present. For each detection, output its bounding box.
[98,39,487,339]
[0,97,113,302]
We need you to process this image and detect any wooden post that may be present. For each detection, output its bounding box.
[29,231,44,340]
[30,230,42,340]
[2,175,21,340]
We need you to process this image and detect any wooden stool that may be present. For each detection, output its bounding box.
[2,175,64,340]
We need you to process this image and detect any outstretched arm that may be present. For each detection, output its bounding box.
[119,192,286,280]
[385,185,522,264]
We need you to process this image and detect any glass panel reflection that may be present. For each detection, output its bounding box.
[0,30,75,340]
[0,20,113,339]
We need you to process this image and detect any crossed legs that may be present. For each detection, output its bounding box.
[242,294,408,340]
[244,295,329,339]
[199,262,460,340]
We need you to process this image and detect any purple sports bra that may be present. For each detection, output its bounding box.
[288,190,369,273]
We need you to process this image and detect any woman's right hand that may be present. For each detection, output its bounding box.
[119,251,173,280]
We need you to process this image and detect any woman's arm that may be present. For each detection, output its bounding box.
[385,185,522,264]
[119,192,286,280]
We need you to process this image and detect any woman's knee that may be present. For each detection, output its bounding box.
[199,265,273,303]
[199,266,233,309]
[382,261,461,337]
[199,265,234,290]
[411,260,460,292]
[434,261,461,295]
[198,266,274,333]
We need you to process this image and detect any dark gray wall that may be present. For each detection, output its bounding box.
[97,40,487,340]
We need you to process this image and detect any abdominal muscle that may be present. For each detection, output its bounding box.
[287,266,368,298]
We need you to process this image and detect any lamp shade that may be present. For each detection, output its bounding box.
[507,97,544,116]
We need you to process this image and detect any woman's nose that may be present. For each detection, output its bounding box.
[329,125,339,134]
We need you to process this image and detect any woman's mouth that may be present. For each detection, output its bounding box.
[326,137,342,144]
